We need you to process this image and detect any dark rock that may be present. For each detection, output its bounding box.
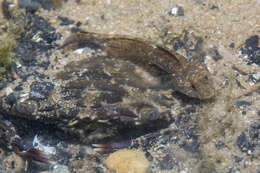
[58,16,75,26]
[249,123,259,139]
[215,141,225,150]
[235,100,252,108]
[240,35,260,66]
[229,43,235,48]
[76,21,82,27]
[234,156,243,163]
[236,132,254,153]
[171,33,205,65]
[208,48,222,61]
[244,35,259,50]
[172,38,185,51]
[210,5,218,10]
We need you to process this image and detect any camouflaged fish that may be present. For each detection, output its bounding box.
[62,32,215,99]
[0,31,215,163]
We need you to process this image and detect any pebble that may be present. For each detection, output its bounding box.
[235,100,252,108]
[51,164,69,173]
[240,35,260,66]
[236,132,254,154]
[169,6,184,16]
[58,16,75,26]
[252,72,260,81]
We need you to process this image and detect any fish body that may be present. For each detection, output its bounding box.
[0,32,215,163]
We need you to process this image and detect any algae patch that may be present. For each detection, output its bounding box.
[0,34,16,79]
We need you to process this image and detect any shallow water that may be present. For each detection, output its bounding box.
[0,0,259,172]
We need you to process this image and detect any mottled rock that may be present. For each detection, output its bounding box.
[240,35,260,66]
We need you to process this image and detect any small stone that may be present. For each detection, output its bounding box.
[229,43,235,48]
[237,132,254,153]
[252,72,260,81]
[51,164,69,173]
[169,6,184,16]
[215,141,225,150]
[210,5,218,10]
[207,48,222,61]
[247,150,252,155]
[105,149,150,173]
[49,19,57,24]
[235,100,252,108]
[234,156,243,163]
[76,21,82,27]
[242,110,247,115]
[249,123,259,139]
[58,16,74,26]
[172,38,185,51]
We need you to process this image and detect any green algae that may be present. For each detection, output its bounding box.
[0,35,16,79]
